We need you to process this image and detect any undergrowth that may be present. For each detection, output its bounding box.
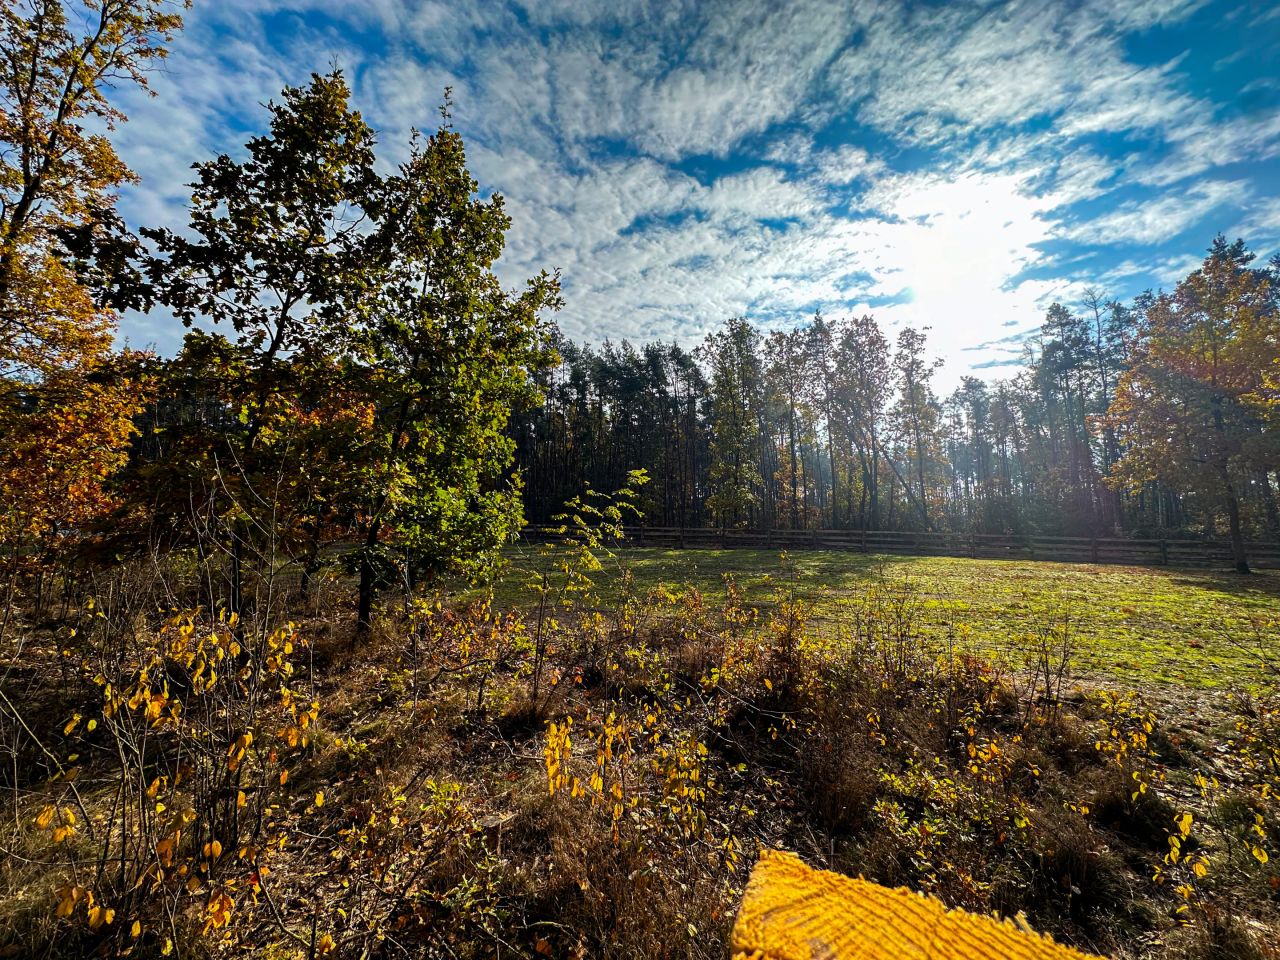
[3,488,1280,958]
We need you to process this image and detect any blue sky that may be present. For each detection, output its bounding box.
[108,0,1280,387]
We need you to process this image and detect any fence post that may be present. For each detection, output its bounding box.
[1090,538,1098,564]
[812,528,819,549]
[1160,539,1168,566]
[1028,536,1035,561]
[861,529,867,553]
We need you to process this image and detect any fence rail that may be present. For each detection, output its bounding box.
[520,525,1280,569]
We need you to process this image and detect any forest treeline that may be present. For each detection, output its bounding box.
[515,240,1280,571]
[3,0,1280,625]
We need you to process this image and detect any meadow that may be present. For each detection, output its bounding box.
[494,546,1280,690]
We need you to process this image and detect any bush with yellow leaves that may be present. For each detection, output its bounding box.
[1228,687,1280,874]
[539,698,748,958]
[28,606,316,955]
[545,701,742,863]
[403,595,532,716]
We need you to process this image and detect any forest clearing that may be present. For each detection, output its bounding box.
[489,546,1280,691]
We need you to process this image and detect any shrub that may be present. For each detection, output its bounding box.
[21,607,316,955]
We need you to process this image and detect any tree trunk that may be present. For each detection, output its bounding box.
[827,423,838,529]
[229,525,244,623]
[1221,466,1250,574]
[356,524,381,635]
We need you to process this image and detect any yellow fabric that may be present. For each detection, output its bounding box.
[731,850,1105,960]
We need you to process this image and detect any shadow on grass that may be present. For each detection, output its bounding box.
[1165,569,1280,599]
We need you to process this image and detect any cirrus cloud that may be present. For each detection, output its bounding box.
[107,0,1280,389]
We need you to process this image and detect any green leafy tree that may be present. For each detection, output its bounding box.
[765,326,814,529]
[833,314,892,530]
[891,326,942,528]
[131,71,379,620]
[344,109,560,630]
[118,73,559,630]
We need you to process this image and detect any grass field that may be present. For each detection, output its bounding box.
[496,545,1280,690]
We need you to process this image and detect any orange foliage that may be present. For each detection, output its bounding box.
[0,0,186,566]
[0,367,146,558]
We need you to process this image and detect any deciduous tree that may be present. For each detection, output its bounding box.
[1105,237,1280,572]
[0,0,184,582]
[0,0,185,377]
[344,112,560,630]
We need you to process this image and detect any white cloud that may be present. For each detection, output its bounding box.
[1230,196,1280,248]
[106,0,1274,388]
[825,1,1206,150]
[1061,180,1249,245]
[812,145,884,186]
[1136,110,1280,187]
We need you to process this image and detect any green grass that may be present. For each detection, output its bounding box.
[490,545,1280,690]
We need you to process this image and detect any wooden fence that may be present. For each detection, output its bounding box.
[521,525,1280,570]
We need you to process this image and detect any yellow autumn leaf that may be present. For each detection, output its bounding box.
[202,891,234,933]
[54,886,79,918]
[315,791,325,808]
